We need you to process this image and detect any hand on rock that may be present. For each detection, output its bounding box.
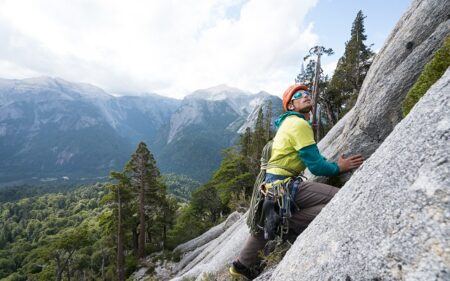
[338,154,364,173]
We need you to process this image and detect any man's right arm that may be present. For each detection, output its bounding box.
[298,144,340,176]
[299,145,365,176]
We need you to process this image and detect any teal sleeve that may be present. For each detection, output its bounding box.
[298,144,340,176]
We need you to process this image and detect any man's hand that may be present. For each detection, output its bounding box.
[338,154,364,173]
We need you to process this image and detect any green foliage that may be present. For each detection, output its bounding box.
[0,183,80,203]
[240,108,273,177]
[2,272,27,281]
[168,102,275,247]
[296,49,339,137]
[402,36,450,116]
[212,150,252,204]
[99,141,178,280]
[0,184,110,280]
[167,204,210,247]
[328,10,375,117]
[191,184,225,223]
[1,172,177,281]
[162,173,201,201]
[260,240,292,269]
[126,142,167,259]
[0,140,179,280]
[296,59,316,87]
[124,255,139,276]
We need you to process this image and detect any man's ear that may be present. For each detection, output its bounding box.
[287,103,295,111]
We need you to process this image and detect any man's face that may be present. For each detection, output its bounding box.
[290,91,312,113]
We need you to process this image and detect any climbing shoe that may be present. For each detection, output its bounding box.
[229,260,258,280]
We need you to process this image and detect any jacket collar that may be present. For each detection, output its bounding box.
[274,111,306,128]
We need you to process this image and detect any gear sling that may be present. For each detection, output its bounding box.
[246,140,303,240]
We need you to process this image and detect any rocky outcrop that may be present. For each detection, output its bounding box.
[171,212,242,276]
[307,0,450,183]
[173,212,241,255]
[171,213,250,281]
[265,67,450,281]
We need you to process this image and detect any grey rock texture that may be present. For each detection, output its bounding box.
[173,211,241,255]
[306,0,450,183]
[266,69,450,281]
[170,213,250,281]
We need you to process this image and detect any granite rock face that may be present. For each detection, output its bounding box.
[171,213,250,281]
[307,0,450,183]
[266,69,450,281]
[173,211,241,255]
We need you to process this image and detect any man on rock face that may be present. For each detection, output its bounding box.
[230,84,364,280]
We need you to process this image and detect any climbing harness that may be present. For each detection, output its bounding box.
[246,139,305,239]
[259,176,304,240]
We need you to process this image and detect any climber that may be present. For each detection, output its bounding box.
[229,84,364,280]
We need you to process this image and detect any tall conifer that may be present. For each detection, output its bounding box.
[127,142,160,258]
[330,10,374,113]
[107,171,131,281]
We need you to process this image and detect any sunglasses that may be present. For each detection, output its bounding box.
[291,90,311,101]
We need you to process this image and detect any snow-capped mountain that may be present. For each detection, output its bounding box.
[0,78,281,184]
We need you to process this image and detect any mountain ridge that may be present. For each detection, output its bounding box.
[0,76,282,183]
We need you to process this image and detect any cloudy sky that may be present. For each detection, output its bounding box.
[0,0,411,98]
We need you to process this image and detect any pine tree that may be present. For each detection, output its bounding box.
[318,75,340,126]
[329,10,374,114]
[264,100,273,141]
[159,195,178,249]
[295,63,306,84]
[126,142,160,259]
[250,108,269,176]
[240,127,252,159]
[106,171,132,281]
[296,60,315,87]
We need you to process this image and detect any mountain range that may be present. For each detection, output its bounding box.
[0,77,281,184]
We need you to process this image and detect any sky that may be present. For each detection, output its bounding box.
[0,0,412,99]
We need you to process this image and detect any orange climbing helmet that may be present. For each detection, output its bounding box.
[282,84,310,111]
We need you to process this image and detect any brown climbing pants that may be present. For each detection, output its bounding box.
[238,181,339,267]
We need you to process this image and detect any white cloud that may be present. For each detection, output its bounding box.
[322,60,338,78]
[0,0,319,98]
